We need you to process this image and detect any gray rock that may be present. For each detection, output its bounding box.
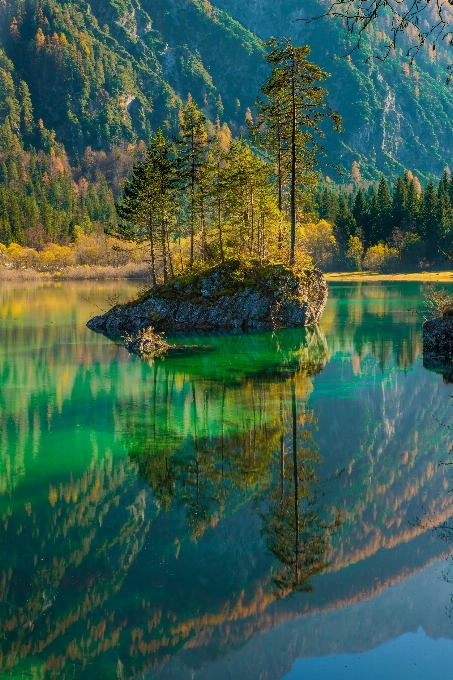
[422,315,453,381]
[87,261,328,338]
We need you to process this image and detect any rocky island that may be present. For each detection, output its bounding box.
[87,260,328,343]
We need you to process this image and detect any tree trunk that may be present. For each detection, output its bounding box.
[161,217,168,284]
[149,214,157,289]
[277,113,284,248]
[290,56,297,267]
[218,187,224,263]
[190,131,195,265]
[166,220,174,278]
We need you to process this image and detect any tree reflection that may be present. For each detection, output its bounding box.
[258,380,341,597]
[127,328,341,595]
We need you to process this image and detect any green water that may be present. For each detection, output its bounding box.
[1,281,453,679]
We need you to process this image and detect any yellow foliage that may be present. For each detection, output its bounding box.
[363,243,399,273]
[346,235,364,271]
[0,236,145,273]
[299,220,338,269]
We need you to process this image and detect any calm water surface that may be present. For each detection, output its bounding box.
[1,281,453,678]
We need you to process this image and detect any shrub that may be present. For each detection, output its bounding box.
[300,220,338,270]
[423,283,453,318]
[363,243,399,272]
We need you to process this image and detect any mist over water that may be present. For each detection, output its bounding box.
[1,281,453,679]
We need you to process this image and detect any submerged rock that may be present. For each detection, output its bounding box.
[123,326,215,359]
[124,327,169,357]
[87,260,328,337]
[422,315,453,382]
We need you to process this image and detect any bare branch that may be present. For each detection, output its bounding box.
[299,1,453,64]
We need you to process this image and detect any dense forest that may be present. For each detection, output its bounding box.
[1,105,452,274]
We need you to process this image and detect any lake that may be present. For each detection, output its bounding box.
[1,280,453,679]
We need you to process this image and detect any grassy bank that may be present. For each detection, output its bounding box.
[0,263,150,281]
[325,272,453,282]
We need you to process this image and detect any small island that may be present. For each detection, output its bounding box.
[87,259,328,344]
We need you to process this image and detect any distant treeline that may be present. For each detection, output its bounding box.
[317,171,453,267]
[0,118,137,248]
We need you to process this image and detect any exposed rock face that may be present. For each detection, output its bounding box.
[423,316,453,382]
[87,261,328,337]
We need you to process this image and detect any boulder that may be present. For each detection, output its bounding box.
[422,315,453,382]
[87,260,328,338]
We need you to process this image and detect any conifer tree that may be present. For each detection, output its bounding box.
[352,188,367,234]
[375,176,393,243]
[404,173,420,229]
[114,128,176,286]
[260,38,341,266]
[207,120,230,263]
[437,170,452,239]
[419,181,440,255]
[335,194,356,244]
[392,176,407,228]
[175,95,209,264]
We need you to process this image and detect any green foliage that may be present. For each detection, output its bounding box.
[255,37,342,265]
[314,169,453,269]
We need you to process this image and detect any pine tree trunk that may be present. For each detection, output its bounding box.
[148,214,157,289]
[249,185,255,255]
[165,220,174,278]
[161,216,168,284]
[290,57,297,267]
[190,131,195,265]
[277,115,284,248]
[218,188,224,263]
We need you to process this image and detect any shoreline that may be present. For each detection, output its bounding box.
[325,272,453,282]
[3,268,453,284]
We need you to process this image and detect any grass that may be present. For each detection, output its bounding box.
[325,271,453,282]
[0,263,150,281]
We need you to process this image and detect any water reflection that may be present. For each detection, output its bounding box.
[126,333,339,598]
[1,282,453,678]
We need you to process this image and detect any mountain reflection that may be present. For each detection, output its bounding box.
[2,282,453,678]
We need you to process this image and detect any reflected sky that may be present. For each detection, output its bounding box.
[285,629,453,680]
[1,280,453,678]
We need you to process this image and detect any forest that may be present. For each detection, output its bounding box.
[1,5,453,276]
[1,103,452,275]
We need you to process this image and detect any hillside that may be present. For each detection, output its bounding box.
[0,0,264,156]
[1,0,453,181]
[217,0,453,182]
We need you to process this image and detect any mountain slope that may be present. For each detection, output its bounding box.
[1,0,453,180]
[0,0,264,156]
[217,0,453,181]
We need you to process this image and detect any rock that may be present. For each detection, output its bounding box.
[124,327,169,357]
[87,260,328,337]
[123,326,216,359]
[422,315,453,382]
